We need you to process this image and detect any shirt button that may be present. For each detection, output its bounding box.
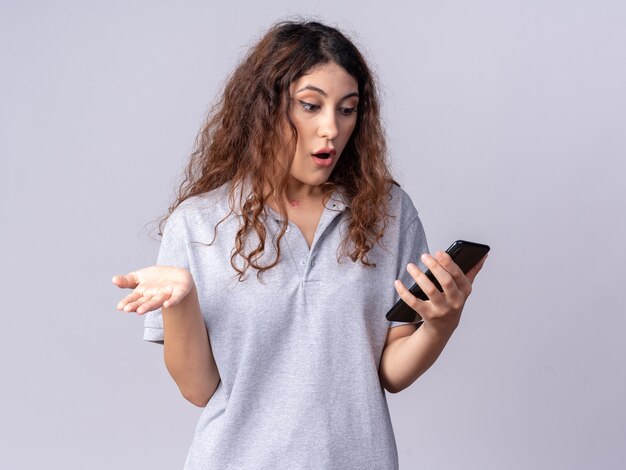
[301,260,306,266]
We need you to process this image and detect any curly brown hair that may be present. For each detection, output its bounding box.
[158,19,400,282]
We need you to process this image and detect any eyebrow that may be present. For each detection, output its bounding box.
[294,85,359,101]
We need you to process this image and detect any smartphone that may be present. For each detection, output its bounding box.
[385,240,490,323]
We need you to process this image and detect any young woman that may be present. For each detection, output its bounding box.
[112,20,486,470]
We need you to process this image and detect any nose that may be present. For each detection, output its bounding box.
[317,108,338,140]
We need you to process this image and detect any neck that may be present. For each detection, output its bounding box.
[266,179,327,213]
[287,176,325,200]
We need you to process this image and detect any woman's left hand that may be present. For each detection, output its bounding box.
[394,251,488,336]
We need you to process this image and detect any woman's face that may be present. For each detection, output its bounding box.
[286,61,359,192]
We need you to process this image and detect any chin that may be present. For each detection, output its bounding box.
[310,172,334,186]
[291,171,329,187]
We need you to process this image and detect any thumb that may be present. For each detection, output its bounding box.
[111,271,139,289]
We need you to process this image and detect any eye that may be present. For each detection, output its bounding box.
[298,100,320,112]
[339,106,358,116]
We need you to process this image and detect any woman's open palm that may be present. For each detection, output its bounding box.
[112,266,194,315]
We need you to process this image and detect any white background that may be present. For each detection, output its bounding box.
[1,1,624,468]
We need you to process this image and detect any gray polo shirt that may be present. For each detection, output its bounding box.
[143,179,428,470]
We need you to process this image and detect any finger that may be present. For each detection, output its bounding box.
[435,251,472,297]
[143,286,174,311]
[123,293,153,313]
[117,291,142,311]
[419,254,459,303]
[163,286,187,309]
[121,290,152,312]
[466,254,488,284]
[136,292,170,315]
[404,261,444,306]
[111,272,139,289]
[394,278,430,319]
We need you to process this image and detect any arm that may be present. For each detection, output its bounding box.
[113,267,221,407]
[379,323,455,393]
[162,283,221,407]
[379,251,487,394]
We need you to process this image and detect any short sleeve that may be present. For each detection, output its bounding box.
[143,210,191,344]
[388,214,429,328]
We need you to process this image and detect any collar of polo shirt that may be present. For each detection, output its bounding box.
[238,177,350,223]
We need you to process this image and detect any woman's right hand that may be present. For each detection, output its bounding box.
[112,266,194,315]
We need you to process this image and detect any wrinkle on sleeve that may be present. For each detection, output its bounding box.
[143,209,191,344]
[388,213,429,328]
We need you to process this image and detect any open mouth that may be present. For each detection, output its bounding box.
[311,152,334,168]
[313,152,331,159]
